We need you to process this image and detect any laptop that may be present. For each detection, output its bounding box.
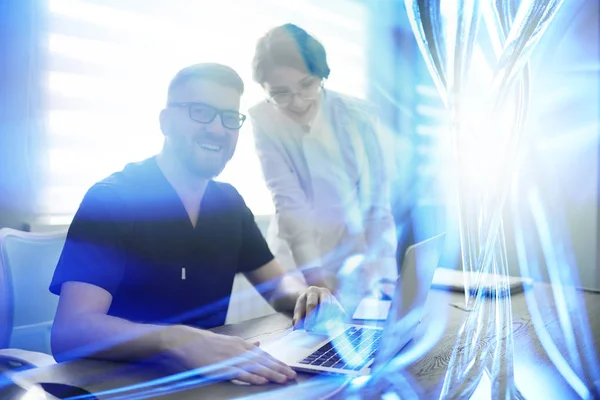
[263,233,445,376]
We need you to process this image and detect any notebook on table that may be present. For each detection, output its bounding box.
[431,268,533,297]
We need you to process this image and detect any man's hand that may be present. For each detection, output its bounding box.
[167,326,296,385]
[292,286,346,332]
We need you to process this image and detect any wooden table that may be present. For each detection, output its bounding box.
[12,285,600,399]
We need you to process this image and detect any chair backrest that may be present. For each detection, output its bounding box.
[0,228,67,353]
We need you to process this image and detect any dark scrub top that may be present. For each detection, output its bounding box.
[50,157,274,329]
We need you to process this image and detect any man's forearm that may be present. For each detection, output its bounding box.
[268,274,308,313]
[268,267,339,312]
[51,313,191,365]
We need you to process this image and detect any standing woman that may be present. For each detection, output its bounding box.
[249,24,397,306]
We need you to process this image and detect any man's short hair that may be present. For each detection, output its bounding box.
[252,23,330,84]
[167,63,244,101]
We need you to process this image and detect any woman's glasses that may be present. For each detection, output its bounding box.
[268,78,322,107]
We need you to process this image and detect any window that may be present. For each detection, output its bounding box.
[41,0,368,224]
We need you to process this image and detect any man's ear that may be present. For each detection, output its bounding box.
[159,108,169,137]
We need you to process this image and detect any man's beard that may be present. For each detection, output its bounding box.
[180,145,233,179]
[166,133,236,179]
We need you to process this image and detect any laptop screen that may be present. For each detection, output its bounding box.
[372,233,446,370]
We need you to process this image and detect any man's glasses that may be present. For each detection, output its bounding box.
[167,101,247,130]
[268,78,322,107]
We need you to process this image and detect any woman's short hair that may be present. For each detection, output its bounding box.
[252,23,330,84]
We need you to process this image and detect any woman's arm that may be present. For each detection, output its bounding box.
[351,106,398,281]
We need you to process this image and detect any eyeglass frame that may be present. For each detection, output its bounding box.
[267,78,324,107]
[167,101,247,130]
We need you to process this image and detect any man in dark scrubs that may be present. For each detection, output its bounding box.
[49,63,343,386]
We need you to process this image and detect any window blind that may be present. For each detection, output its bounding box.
[414,79,449,208]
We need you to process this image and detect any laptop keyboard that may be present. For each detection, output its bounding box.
[298,326,383,370]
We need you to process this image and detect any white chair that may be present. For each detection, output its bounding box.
[0,228,66,356]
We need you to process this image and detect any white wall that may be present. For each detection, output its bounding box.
[507,0,600,289]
